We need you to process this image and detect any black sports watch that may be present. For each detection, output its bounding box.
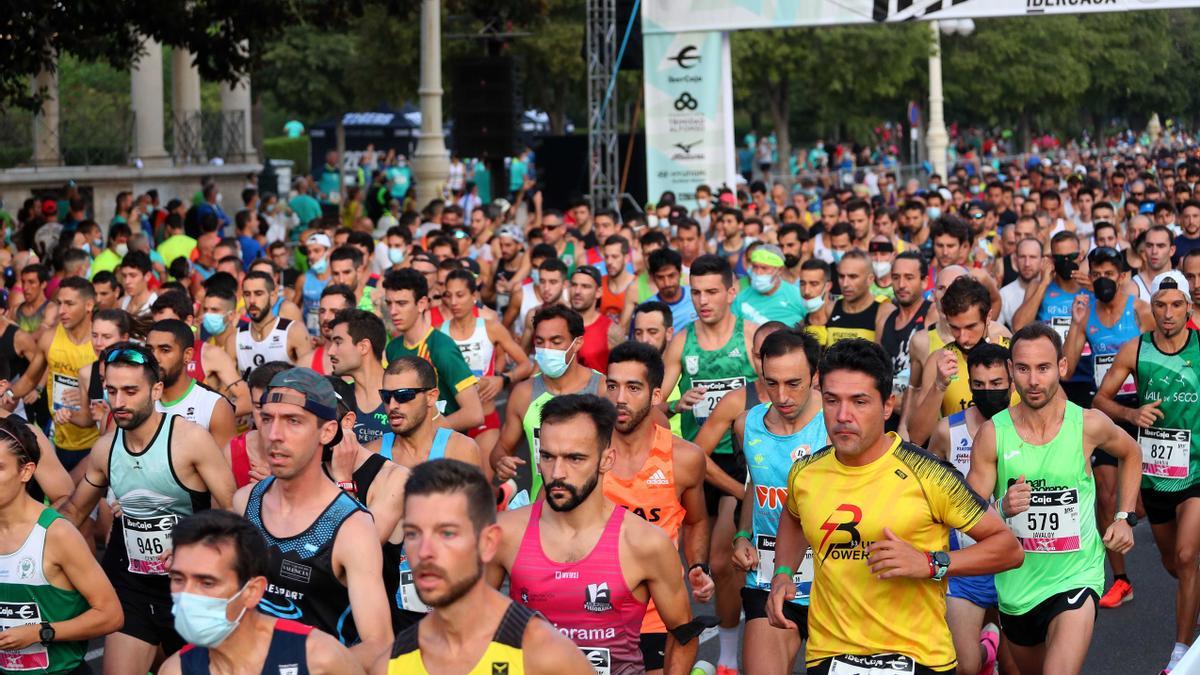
[688,562,711,578]
[929,550,951,581]
[1115,511,1138,527]
[38,622,54,645]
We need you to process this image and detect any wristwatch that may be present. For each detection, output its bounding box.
[1115,511,1138,527]
[336,480,357,494]
[38,622,54,645]
[928,550,951,581]
[688,562,711,578]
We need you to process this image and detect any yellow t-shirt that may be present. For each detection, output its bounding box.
[939,338,1019,417]
[786,433,986,671]
[46,324,99,451]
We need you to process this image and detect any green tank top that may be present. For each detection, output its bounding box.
[521,371,604,501]
[678,320,756,455]
[0,508,89,673]
[357,285,376,312]
[991,402,1103,615]
[1135,329,1200,491]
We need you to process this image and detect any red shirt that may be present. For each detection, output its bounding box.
[578,314,613,375]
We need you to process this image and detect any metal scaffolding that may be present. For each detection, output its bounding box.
[586,0,619,211]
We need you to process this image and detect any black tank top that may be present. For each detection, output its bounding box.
[246,477,365,645]
[180,618,313,675]
[1001,255,1018,287]
[827,298,881,342]
[0,324,29,381]
[879,299,932,389]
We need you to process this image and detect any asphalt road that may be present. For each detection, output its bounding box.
[691,519,1183,673]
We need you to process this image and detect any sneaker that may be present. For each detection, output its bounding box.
[1099,579,1133,608]
[978,622,1000,675]
[715,667,739,675]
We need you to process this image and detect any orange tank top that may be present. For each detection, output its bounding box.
[599,275,628,322]
[602,424,685,634]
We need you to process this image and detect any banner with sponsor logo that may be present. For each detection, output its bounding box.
[643,31,736,209]
[643,0,1200,33]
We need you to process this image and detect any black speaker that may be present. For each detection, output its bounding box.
[616,0,642,71]
[452,57,518,159]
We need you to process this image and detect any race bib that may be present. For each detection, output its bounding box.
[0,602,47,672]
[828,653,917,675]
[306,308,320,334]
[580,647,611,675]
[1008,489,1081,553]
[51,373,79,411]
[1050,317,1090,356]
[1139,427,1191,479]
[1093,353,1135,396]
[398,569,431,614]
[691,377,745,421]
[123,514,177,575]
[754,535,813,599]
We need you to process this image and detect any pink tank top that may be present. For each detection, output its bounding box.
[509,501,647,675]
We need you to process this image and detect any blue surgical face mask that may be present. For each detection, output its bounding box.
[531,269,541,285]
[750,272,776,293]
[535,339,577,379]
[1020,187,1031,198]
[80,243,90,255]
[202,312,227,335]
[172,584,248,648]
[388,247,406,265]
[803,294,825,313]
[310,257,328,274]
[92,238,103,250]
[927,207,942,220]
[831,250,845,263]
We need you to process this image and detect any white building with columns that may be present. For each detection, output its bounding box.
[2,38,260,226]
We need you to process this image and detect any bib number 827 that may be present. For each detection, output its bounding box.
[1150,444,1174,461]
[1026,512,1059,531]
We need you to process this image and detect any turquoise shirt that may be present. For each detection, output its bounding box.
[732,280,808,325]
[289,194,322,227]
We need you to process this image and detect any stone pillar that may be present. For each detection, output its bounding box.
[412,0,450,206]
[130,38,169,167]
[926,21,949,181]
[171,48,203,163]
[31,62,61,167]
[219,76,255,163]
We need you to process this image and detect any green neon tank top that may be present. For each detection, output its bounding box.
[521,371,604,500]
[678,320,756,455]
[1135,329,1200,491]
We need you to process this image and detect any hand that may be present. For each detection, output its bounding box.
[1038,256,1054,285]
[935,350,958,390]
[247,461,269,484]
[477,376,503,403]
[1071,269,1092,289]
[1002,474,1032,517]
[732,537,759,573]
[0,623,39,650]
[676,386,707,415]
[495,279,510,295]
[20,389,38,407]
[53,407,73,426]
[89,399,110,424]
[1070,293,1090,324]
[493,455,525,483]
[61,387,81,410]
[330,420,360,483]
[866,528,931,579]
[108,498,124,520]
[687,567,715,604]
[766,574,798,630]
[1102,519,1135,554]
[1132,399,1164,428]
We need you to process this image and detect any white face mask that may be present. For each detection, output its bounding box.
[872,260,892,279]
[697,198,711,210]
[646,215,659,229]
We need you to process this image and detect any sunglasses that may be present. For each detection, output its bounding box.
[542,224,561,231]
[106,347,150,366]
[379,387,433,405]
[1132,192,1145,198]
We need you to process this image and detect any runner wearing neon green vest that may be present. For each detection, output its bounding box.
[493,305,604,510]
[967,323,1141,675]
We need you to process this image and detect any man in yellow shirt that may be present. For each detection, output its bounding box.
[766,338,1022,674]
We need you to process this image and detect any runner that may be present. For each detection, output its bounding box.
[731,328,826,675]
[160,510,363,675]
[382,268,484,433]
[967,322,1140,675]
[224,361,293,488]
[5,277,99,472]
[1092,270,1200,673]
[731,244,807,325]
[490,394,702,674]
[295,233,333,335]
[569,265,615,374]
[800,259,834,345]
[11,263,57,340]
[148,318,237,448]
[330,246,383,314]
[645,249,696,333]
[660,253,757,674]
[232,368,393,669]
[1064,245,1153,611]
[0,415,122,674]
[150,291,251,417]
[116,251,158,317]
[62,341,235,675]
[878,251,933,433]
[927,343,1014,675]
[377,459,593,674]
[327,308,391,445]
[493,306,605,508]
[199,277,239,360]
[51,308,140,440]
[440,268,532,447]
[518,258,571,351]
[825,249,894,344]
[235,271,307,379]
[603,341,713,674]
[298,284,356,376]
[769,338,1022,674]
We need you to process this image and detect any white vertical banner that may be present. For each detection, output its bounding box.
[721,32,737,192]
[643,30,730,209]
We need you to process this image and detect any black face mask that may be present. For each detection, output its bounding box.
[1092,277,1118,303]
[1053,254,1078,280]
[971,388,1010,419]
[784,254,800,268]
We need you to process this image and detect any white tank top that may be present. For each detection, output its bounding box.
[514,284,539,337]
[236,317,294,379]
[439,317,495,377]
[156,380,224,431]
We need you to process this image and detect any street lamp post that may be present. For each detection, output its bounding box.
[413,0,450,206]
[926,19,973,180]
